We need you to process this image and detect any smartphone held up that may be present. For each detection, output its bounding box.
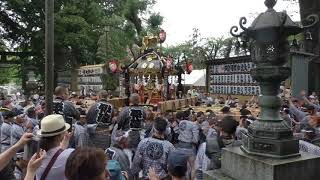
[24,134,41,160]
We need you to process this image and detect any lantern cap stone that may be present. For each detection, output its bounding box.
[248,0,302,38]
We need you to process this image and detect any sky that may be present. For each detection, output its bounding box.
[153,0,300,46]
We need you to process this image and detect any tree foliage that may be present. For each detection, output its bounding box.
[164,28,238,69]
[0,0,163,89]
[0,38,20,85]
[0,0,162,64]
[54,1,103,68]
[0,65,20,85]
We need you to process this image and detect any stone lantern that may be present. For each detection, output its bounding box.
[201,1,320,179]
[230,0,319,158]
[25,65,38,95]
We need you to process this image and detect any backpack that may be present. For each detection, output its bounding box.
[205,136,225,170]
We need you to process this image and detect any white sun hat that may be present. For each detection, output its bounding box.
[37,114,70,137]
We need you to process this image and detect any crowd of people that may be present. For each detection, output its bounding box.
[0,86,320,180]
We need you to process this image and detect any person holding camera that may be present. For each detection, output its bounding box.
[34,114,73,180]
[24,149,46,180]
[0,132,34,179]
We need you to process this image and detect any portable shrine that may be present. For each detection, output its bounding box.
[126,35,176,104]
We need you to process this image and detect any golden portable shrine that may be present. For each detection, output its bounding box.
[124,35,178,105]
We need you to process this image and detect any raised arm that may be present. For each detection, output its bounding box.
[300,90,310,103]
[0,133,33,170]
[288,98,307,122]
[24,150,46,180]
[300,90,320,112]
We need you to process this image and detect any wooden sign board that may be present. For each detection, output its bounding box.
[207,56,260,96]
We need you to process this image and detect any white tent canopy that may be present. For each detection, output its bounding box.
[168,69,206,87]
[170,69,206,86]
[182,69,206,86]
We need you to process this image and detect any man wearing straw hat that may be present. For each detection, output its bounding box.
[35,114,73,180]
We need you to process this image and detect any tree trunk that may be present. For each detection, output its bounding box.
[69,67,77,92]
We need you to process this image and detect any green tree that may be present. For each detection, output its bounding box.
[0,0,163,90]
[0,41,20,85]
[95,0,163,90]
[0,65,20,85]
[164,28,235,69]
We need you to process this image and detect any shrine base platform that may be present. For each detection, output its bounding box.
[203,147,320,180]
